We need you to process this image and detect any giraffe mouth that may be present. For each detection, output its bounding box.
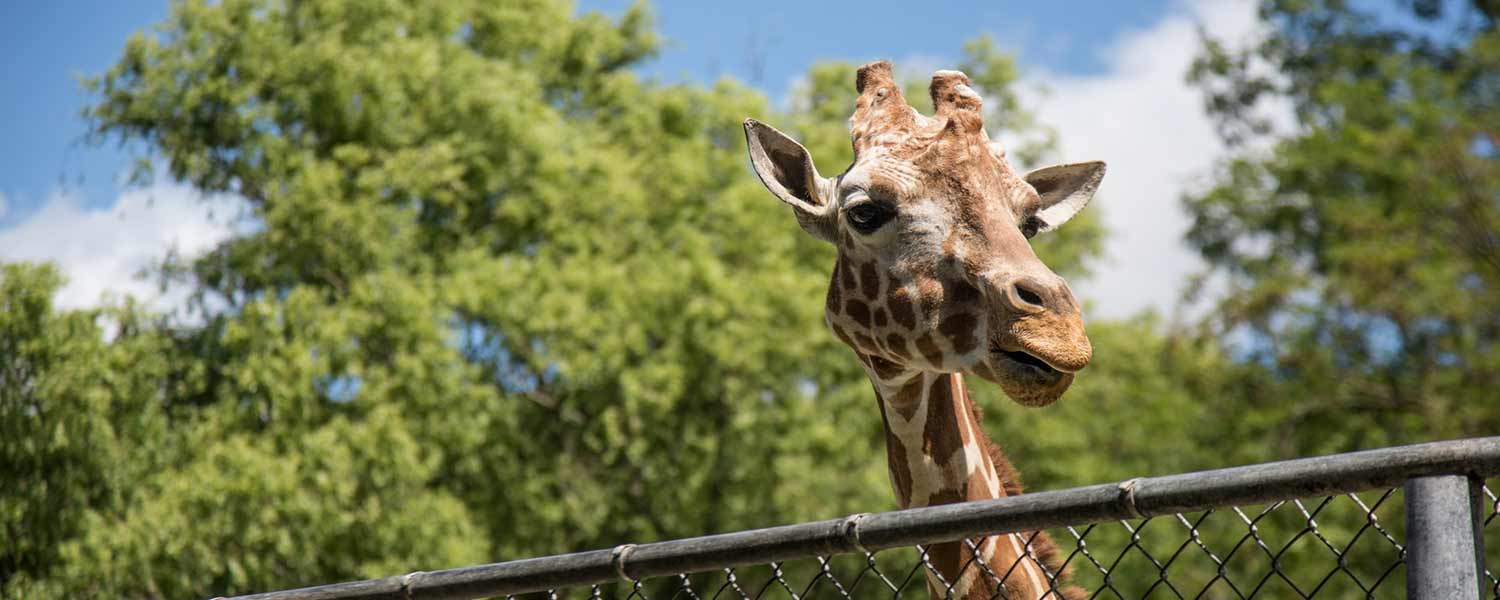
[992,345,1063,375]
[984,342,1077,407]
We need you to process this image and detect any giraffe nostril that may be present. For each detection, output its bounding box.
[1014,283,1045,308]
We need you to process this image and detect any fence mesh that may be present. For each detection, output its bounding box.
[516,479,1497,600]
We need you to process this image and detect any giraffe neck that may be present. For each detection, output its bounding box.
[866,365,1067,599]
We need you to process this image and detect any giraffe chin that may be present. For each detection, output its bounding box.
[976,352,1076,407]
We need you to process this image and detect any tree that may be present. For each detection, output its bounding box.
[4,1,1130,597]
[0,264,168,594]
[1176,5,1500,595]
[1186,0,1500,457]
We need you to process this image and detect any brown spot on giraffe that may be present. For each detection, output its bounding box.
[923,487,964,508]
[887,378,926,421]
[876,390,915,503]
[915,333,944,370]
[948,375,977,448]
[859,262,881,299]
[845,299,871,327]
[965,467,994,502]
[885,333,910,361]
[868,355,905,381]
[826,266,842,314]
[940,312,980,355]
[919,375,965,463]
[830,322,854,347]
[921,532,965,595]
[888,286,917,329]
[946,277,982,304]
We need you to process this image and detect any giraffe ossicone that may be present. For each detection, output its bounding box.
[744,60,1106,600]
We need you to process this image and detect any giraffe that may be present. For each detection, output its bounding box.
[742,60,1105,600]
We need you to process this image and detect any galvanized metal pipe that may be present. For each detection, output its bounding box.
[218,436,1500,600]
[1404,475,1484,600]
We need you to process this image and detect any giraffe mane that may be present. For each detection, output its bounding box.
[966,400,1086,599]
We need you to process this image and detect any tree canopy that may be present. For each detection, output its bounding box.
[1187,0,1500,455]
[3,1,1121,596]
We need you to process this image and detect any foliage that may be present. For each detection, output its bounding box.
[1166,4,1500,593]
[5,0,1495,597]
[1187,0,1500,457]
[1,1,1113,597]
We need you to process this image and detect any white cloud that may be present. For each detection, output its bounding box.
[1016,0,1278,320]
[0,191,8,220]
[0,181,243,312]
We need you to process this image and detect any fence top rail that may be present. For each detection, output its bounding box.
[217,435,1500,600]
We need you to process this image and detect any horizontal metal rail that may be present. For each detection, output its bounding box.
[217,436,1500,600]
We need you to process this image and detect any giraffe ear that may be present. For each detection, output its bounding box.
[1021,161,1106,235]
[744,119,838,243]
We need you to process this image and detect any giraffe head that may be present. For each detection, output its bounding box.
[744,60,1105,406]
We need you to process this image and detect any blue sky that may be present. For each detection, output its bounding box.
[581,1,1173,92]
[0,0,1261,317]
[1,2,169,220]
[0,0,1170,222]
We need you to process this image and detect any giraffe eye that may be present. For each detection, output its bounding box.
[1020,216,1043,239]
[846,202,895,234]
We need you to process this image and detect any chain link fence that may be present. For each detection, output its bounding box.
[570,484,1495,600]
[222,438,1500,600]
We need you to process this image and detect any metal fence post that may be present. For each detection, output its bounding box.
[1404,474,1484,600]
